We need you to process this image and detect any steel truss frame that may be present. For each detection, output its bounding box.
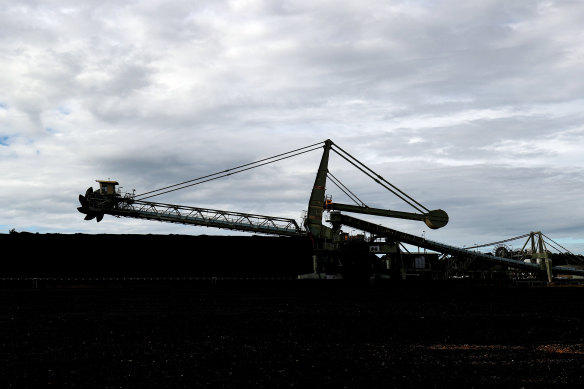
[98,199,305,237]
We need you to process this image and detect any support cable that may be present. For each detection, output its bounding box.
[331,143,430,212]
[399,242,411,254]
[330,145,428,214]
[464,233,531,250]
[327,176,359,206]
[542,233,576,255]
[327,172,367,207]
[137,146,322,200]
[135,142,324,200]
[543,240,568,255]
[542,233,584,264]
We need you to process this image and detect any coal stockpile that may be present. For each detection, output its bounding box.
[1,283,584,388]
[1,233,314,279]
[2,233,584,387]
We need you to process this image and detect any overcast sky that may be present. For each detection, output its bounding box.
[1,0,583,254]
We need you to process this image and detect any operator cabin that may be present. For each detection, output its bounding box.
[97,180,119,195]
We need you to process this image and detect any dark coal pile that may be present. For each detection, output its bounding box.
[2,233,584,387]
[1,233,314,278]
[1,282,584,388]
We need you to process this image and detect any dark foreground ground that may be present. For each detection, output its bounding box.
[1,281,584,388]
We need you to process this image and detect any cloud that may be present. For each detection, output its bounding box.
[1,0,583,254]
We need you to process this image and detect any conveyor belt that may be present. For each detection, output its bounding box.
[329,213,584,277]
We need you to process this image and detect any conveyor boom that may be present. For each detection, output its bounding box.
[102,199,304,237]
[329,212,584,276]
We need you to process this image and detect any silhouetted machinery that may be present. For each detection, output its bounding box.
[78,139,581,280]
[78,139,449,278]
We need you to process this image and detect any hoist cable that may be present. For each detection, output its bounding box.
[330,146,427,214]
[134,141,324,200]
[136,144,323,200]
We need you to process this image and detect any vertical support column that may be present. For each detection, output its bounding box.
[312,254,319,274]
[537,232,553,283]
[305,139,332,238]
[530,231,552,283]
[545,258,553,284]
[304,140,335,277]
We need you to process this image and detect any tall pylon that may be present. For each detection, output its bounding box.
[519,232,553,283]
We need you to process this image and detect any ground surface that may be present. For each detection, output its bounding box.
[1,281,584,388]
